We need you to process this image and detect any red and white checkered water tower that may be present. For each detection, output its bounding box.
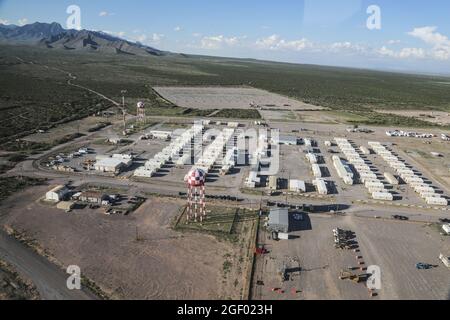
[186,168,206,222]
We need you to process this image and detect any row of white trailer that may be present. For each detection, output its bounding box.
[188,128,236,177]
[245,133,271,188]
[332,154,354,186]
[335,138,394,201]
[134,124,204,178]
[305,152,323,179]
[369,141,448,206]
[313,179,329,195]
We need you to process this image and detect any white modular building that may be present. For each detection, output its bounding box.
[289,180,307,193]
[306,153,318,164]
[372,192,394,201]
[425,197,448,206]
[384,172,399,185]
[95,157,132,174]
[45,185,70,202]
[313,179,328,195]
[312,164,322,178]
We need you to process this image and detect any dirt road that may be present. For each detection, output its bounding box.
[0,230,97,300]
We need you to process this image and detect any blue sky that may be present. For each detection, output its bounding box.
[1,0,450,74]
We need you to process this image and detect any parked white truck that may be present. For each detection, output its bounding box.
[439,253,450,268]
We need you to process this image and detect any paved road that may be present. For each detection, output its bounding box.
[0,230,96,300]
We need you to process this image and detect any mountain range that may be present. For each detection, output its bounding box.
[0,22,167,56]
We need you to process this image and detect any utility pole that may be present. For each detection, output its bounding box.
[121,90,127,133]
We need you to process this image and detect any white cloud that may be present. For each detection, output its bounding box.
[174,26,182,32]
[388,40,401,45]
[0,19,9,25]
[133,34,147,43]
[255,35,313,51]
[377,46,425,59]
[192,33,202,38]
[408,26,450,60]
[103,30,126,38]
[200,35,244,50]
[152,33,164,41]
[329,42,366,54]
[99,11,115,17]
[17,18,28,26]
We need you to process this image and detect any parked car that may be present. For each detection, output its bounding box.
[392,215,409,221]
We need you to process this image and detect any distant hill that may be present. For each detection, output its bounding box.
[0,22,167,56]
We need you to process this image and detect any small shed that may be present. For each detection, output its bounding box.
[268,208,290,233]
[45,185,70,202]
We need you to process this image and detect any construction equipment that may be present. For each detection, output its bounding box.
[255,245,268,255]
[339,270,365,283]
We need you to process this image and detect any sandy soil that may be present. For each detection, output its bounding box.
[153,86,326,111]
[0,185,245,300]
[254,214,450,300]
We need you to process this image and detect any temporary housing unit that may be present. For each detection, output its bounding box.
[45,185,70,202]
[359,146,370,155]
[384,172,399,185]
[312,164,322,178]
[332,155,354,185]
[134,123,204,178]
[268,176,278,191]
[425,197,448,206]
[245,171,261,188]
[306,153,318,164]
[314,179,328,195]
[372,192,394,201]
[289,180,307,193]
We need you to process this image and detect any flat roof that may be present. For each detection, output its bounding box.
[268,208,289,227]
[95,158,131,167]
